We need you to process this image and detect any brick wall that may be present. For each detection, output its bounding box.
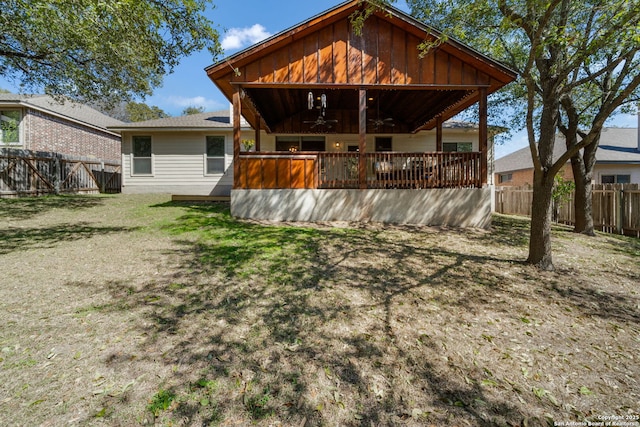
[24,108,121,163]
[495,165,574,187]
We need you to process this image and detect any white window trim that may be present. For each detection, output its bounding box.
[0,108,23,147]
[131,135,154,177]
[204,135,227,176]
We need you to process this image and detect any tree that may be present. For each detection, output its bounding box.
[125,102,170,122]
[0,0,221,107]
[558,48,640,235]
[405,0,640,270]
[182,106,206,115]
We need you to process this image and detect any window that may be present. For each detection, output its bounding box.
[499,173,513,183]
[443,142,473,152]
[206,136,226,174]
[601,174,631,184]
[132,136,152,175]
[275,136,326,152]
[375,137,392,151]
[0,110,21,145]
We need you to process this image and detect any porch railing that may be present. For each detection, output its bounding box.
[235,151,482,190]
[319,152,482,189]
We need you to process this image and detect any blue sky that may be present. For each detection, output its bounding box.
[1,0,636,157]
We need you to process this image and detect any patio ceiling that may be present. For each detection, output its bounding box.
[241,87,476,134]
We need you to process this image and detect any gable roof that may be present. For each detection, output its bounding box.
[108,110,242,131]
[205,0,516,135]
[495,128,640,173]
[0,94,123,135]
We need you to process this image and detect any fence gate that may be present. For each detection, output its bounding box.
[1,151,121,197]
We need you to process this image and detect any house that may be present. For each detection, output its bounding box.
[110,107,501,199]
[115,0,516,227]
[495,123,640,186]
[110,109,249,196]
[0,94,122,162]
[204,0,516,227]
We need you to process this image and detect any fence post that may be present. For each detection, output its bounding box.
[53,154,61,195]
[100,162,105,193]
[616,186,623,235]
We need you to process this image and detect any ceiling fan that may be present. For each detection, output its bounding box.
[304,114,338,129]
[304,91,338,129]
[368,96,395,130]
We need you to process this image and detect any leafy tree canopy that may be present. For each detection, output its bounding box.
[0,0,221,107]
[125,102,170,122]
[182,106,206,115]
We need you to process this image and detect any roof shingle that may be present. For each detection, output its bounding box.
[495,128,640,173]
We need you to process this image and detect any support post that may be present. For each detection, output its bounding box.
[359,88,367,189]
[233,87,242,189]
[479,87,488,186]
[436,116,443,152]
[255,113,261,152]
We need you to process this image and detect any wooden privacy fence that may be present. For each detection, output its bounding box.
[495,184,640,237]
[1,150,121,197]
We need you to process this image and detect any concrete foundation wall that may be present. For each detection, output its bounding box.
[231,188,492,228]
[122,184,232,196]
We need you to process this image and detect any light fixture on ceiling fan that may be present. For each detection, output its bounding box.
[305,91,337,129]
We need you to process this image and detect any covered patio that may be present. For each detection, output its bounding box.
[206,0,515,226]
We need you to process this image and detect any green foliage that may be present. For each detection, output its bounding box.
[0,0,221,107]
[349,0,396,36]
[552,173,575,204]
[147,389,176,416]
[182,106,206,115]
[245,388,273,420]
[126,102,170,122]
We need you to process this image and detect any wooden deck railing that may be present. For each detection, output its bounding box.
[318,152,482,189]
[236,153,318,189]
[235,151,482,190]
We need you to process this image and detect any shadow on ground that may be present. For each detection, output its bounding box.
[83,204,640,426]
[0,222,139,255]
[0,194,108,221]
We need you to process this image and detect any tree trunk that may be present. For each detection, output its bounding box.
[571,137,598,235]
[527,168,556,270]
[526,82,560,271]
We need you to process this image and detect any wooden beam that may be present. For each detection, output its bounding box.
[255,113,261,152]
[436,116,443,151]
[233,87,242,189]
[479,87,488,186]
[230,82,491,90]
[359,88,367,189]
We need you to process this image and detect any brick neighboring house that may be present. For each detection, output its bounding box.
[0,94,122,162]
[495,124,640,186]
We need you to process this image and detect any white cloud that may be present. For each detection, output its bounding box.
[164,96,223,111]
[221,24,271,51]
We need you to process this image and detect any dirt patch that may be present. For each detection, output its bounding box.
[0,194,638,426]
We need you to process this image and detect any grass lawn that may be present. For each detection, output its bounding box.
[0,194,638,426]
